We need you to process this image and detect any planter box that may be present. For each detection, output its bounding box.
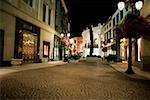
[11,59,23,66]
[86,57,99,63]
[68,59,79,63]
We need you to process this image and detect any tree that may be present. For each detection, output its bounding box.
[116,13,150,74]
[89,25,93,56]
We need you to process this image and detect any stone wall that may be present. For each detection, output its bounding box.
[0,0,59,63]
[0,10,15,61]
[142,35,150,70]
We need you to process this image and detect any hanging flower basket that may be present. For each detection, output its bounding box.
[59,37,71,51]
[116,12,150,39]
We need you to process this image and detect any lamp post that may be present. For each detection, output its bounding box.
[117,0,143,74]
[60,32,70,60]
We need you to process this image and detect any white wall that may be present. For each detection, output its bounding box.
[82,24,102,57]
[40,29,54,60]
[0,0,59,62]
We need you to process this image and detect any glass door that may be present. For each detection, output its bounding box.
[22,31,37,63]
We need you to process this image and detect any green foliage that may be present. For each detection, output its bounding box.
[58,44,70,51]
[65,53,82,62]
[71,53,82,60]
[111,44,116,50]
[87,55,101,58]
[105,54,117,62]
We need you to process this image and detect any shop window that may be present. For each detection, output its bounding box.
[43,41,50,57]
[137,38,142,61]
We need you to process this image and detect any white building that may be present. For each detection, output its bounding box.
[100,7,127,60]
[82,24,102,57]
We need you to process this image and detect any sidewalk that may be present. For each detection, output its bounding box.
[0,61,67,76]
[110,62,150,80]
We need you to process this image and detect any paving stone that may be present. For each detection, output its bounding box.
[0,62,150,100]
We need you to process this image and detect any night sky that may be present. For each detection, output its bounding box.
[65,0,119,37]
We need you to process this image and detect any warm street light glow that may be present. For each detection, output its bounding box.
[110,39,114,42]
[117,0,144,74]
[118,1,143,11]
[117,1,125,11]
[67,33,70,37]
[61,33,64,37]
[135,1,143,10]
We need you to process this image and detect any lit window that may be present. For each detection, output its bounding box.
[137,38,142,61]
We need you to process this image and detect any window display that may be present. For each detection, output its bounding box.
[43,41,50,57]
[22,31,37,63]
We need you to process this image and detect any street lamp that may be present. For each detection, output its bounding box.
[60,32,70,38]
[118,0,143,11]
[61,33,64,37]
[60,32,70,61]
[67,32,70,37]
[118,1,125,11]
[135,1,143,10]
[117,0,143,74]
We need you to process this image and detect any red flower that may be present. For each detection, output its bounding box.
[61,37,70,46]
[116,13,150,39]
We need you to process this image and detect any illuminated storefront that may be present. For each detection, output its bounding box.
[119,37,142,64]
[43,41,50,61]
[120,38,128,61]
[137,38,142,62]
[15,18,40,63]
[22,31,38,63]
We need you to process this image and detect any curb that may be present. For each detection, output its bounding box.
[0,62,68,76]
[109,63,150,80]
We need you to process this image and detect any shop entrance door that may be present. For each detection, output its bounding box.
[0,30,4,66]
[22,31,38,63]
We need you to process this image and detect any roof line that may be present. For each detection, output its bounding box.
[60,0,68,13]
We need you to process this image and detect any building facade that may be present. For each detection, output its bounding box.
[100,0,150,71]
[133,0,150,70]
[0,0,69,66]
[53,0,69,61]
[100,18,115,58]
[82,24,102,57]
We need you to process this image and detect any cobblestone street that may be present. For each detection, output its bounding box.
[0,61,150,100]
